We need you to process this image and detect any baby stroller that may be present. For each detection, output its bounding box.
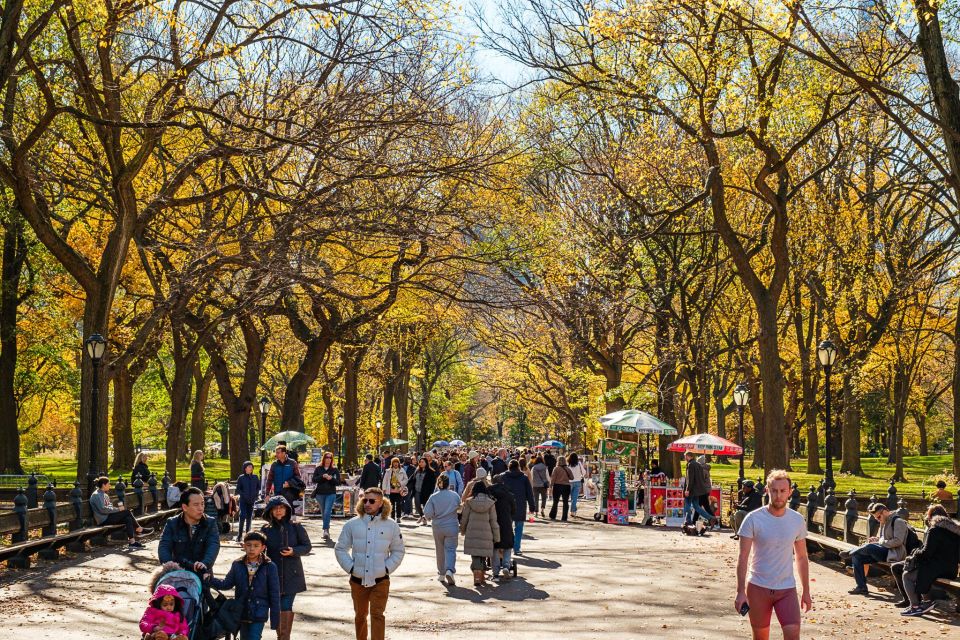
[149,569,205,640]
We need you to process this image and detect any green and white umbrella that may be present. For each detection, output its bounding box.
[261,431,316,451]
[381,438,409,447]
[600,410,678,435]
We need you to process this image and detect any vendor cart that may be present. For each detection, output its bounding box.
[593,456,637,524]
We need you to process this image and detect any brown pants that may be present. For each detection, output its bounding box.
[350,578,390,640]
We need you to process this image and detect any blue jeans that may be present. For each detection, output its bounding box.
[513,519,525,554]
[851,542,888,589]
[493,548,513,575]
[238,501,254,539]
[433,525,458,575]
[318,492,336,531]
[239,621,265,640]
[570,480,582,514]
[280,593,296,611]
[683,495,714,525]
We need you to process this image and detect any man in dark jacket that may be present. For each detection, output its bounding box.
[489,476,516,579]
[235,461,261,542]
[158,487,220,575]
[359,454,382,490]
[490,449,508,476]
[731,480,762,539]
[543,451,557,477]
[266,446,303,507]
[683,452,715,527]
[498,460,537,555]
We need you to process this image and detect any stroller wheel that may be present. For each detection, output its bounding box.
[511,560,517,577]
[593,513,602,521]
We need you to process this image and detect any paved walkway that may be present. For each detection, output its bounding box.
[0,502,956,638]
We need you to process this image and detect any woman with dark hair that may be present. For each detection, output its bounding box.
[381,457,408,522]
[190,450,206,491]
[414,458,437,525]
[549,455,573,521]
[261,495,312,640]
[893,504,960,616]
[460,481,499,587]
[568,452,587,518]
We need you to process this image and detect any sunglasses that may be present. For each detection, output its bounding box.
[364,498,381,504]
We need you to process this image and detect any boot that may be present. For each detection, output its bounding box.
[473,569,485,587]
[277,611,294,640]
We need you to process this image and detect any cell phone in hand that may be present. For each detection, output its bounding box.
[739,602,750,616]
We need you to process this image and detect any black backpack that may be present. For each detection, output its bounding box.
[887,515,922,554]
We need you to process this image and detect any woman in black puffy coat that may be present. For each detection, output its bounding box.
[261,495,312,640]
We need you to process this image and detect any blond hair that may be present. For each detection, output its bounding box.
[133,452,148,468]
[191,450,204,466]
[766,469,791,488]
[356,487,392,519]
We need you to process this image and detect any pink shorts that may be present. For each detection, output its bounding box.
[746,583,801,629]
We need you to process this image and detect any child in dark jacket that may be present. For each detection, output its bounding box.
[235,461,261,542]
[208,531,280,640]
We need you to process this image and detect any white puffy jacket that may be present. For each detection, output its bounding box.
[335,513,405,587]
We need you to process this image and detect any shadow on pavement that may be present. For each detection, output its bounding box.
[514,556,561,570]
[442,577,549,603]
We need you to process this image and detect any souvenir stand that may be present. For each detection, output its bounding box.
[592,438,638,523]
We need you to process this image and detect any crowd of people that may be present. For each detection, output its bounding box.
[123,445,960,640]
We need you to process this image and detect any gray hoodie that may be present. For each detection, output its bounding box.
[423,489,461,530]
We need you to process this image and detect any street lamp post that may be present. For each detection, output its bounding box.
[257,396,271,471]
[337,415,345,468]
[375,420,382,455]
[818,339,837,491]
[84,334,106,498]
[733,382,750,490]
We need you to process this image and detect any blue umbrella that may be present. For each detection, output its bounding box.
[449,439,466,446]
[535,440,565,449]
[432,440,451,448]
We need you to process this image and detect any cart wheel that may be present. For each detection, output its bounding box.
[593,512,602,521]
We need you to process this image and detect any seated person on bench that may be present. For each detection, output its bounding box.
[840,502,907,596]
[89,476,153,549]
[891,504,960,616]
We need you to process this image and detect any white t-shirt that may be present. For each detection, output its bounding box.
[739,506,807,590]
[569,462,586,482]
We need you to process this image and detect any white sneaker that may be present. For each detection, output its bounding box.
[445,570,455,585]
[437,574,446,583]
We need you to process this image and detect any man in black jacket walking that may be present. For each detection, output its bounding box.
[683,452,715,527]
[359,454,382,490]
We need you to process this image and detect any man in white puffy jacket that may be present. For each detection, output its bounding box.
[335,486,405,640]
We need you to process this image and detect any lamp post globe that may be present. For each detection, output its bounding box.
[817,339,837,491]
[733,382,749,488]
[84,334,107,498]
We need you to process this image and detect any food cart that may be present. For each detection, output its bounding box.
[592,439,639,523]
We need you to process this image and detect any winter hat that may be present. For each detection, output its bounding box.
[475,467,488,482]
[468,450,480,460]
[242,461,254,472]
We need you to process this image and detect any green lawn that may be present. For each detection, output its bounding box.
[708,454,957,497]
[18,453,236,485]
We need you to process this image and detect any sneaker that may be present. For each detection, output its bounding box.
[918,600,936,614]
[515,550,523,556]
[848,587,868,595]
[731,534,740,540]
[128,541,145,550]
[445,570,455,586]
[437,574,446,583]
[838,550,852,561]
[894,599,909,608]
[322,530,330,540]
[501,568,511,579]
[901,606,925,617]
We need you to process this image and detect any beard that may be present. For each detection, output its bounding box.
[770,497,788,509]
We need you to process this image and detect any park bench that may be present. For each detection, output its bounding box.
[0,473,177,569]
[796,487,960,608]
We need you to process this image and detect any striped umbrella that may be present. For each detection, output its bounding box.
[667,433,743,456]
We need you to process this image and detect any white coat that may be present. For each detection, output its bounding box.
[381,467,408,494]
[335,513,405,587]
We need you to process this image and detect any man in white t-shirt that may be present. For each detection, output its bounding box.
[735,470,812,640]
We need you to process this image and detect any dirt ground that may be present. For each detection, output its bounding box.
[1,500,956,639]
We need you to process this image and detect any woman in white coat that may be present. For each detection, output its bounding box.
[381,457,408,522]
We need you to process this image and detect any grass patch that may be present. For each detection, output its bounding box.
[708,454,957,497]
[18,453,236,485]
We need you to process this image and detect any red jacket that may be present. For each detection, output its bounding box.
[140,584,190,637]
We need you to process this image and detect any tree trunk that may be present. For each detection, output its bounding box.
[190,363,213,455]
[913,410,928,457]
[280,335,333,431]
[757,305,789,472]
[381,350,397,441]
[840,372,864,475]
[111,365,135,472]
[954,296,960,476]
[891,364,909,482]
[165,354,194,480]
[343,349,361,465]
[395,364,411,452]
[0,208,26,474]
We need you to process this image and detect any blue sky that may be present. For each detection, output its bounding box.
[450,0,531,87]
